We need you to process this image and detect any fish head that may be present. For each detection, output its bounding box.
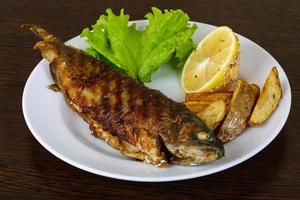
[160,116,224,165]
[170,130,225,165]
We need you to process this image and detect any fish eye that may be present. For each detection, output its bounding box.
[197,131,209,140]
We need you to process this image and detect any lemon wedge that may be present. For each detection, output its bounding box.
[181,26,240,92]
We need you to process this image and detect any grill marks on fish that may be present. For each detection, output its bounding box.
[65,57,140,145]
[71,62,168,161]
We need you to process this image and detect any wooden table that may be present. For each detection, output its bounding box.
[1,0,299,199]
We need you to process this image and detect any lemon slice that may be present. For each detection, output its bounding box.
[181,26,240,92]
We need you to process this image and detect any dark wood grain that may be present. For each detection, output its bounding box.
[0,0,299,199]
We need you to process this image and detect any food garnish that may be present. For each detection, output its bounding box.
[81,7,197,83]
[181,26,240,93]
[249,67,283,126]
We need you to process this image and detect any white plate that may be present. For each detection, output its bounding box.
[22,21,291,182]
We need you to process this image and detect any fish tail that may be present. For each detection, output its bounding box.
[21,24,62,62]
[21,24,54,40]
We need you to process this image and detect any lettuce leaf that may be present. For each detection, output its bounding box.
[81,7,197,82]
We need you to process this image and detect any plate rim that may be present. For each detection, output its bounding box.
[22,20,292,182]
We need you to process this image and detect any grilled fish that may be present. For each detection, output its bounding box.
[22,24,224,167]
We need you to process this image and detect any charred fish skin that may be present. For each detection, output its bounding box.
[22,24,224,166]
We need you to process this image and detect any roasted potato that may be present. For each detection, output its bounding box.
[218,79,260,143]
[184,101,212,113]
[185,92,232,109]
[197,100,227,130]
[249,67,282,126]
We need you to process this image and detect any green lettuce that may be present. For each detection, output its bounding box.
[81,7,197,82]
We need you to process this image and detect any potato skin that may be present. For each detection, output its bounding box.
[249,67,282,126]
[218,80,260,143]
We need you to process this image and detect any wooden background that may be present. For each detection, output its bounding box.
[0,0,299,199]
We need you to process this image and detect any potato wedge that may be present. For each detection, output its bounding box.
[184,101,212,113]
[185,92,232,108]
[249,67,282,126]
[197,100,227,130]
[218,79,260,143]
